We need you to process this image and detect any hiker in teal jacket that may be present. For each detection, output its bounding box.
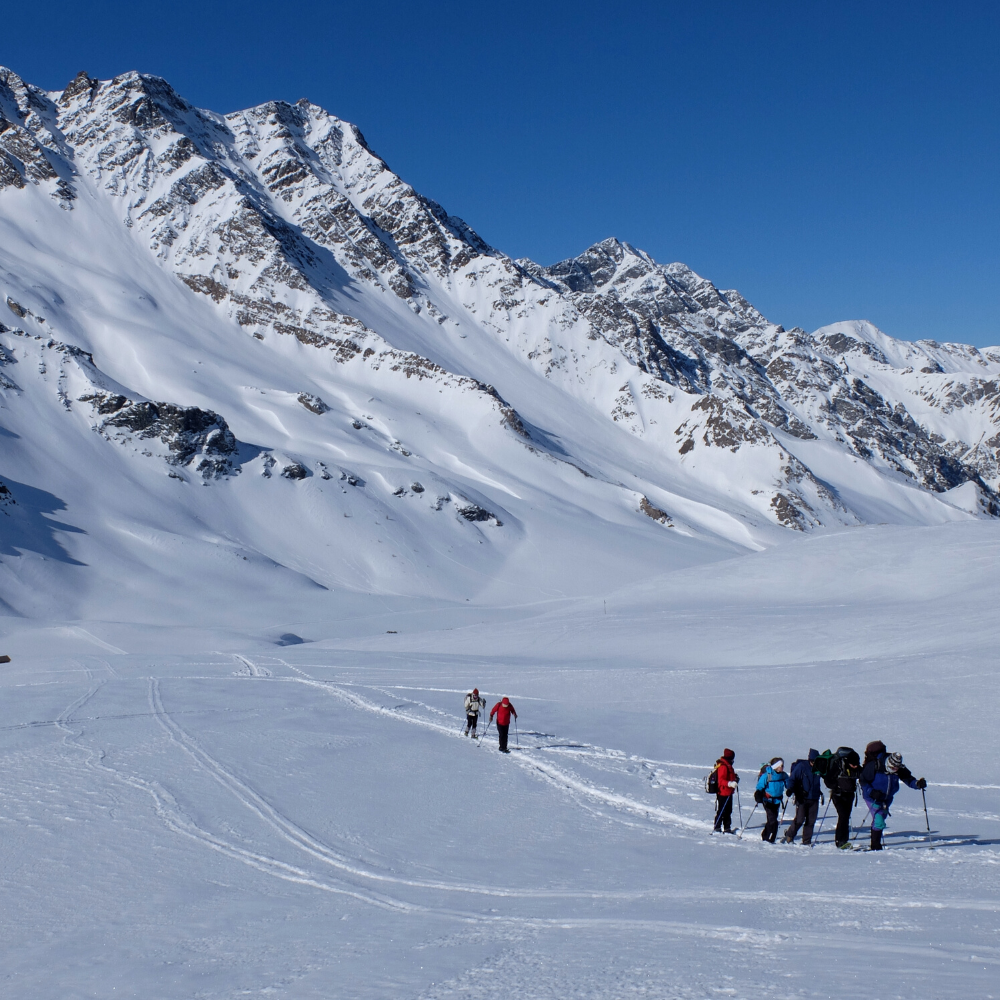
[755,758,791,843]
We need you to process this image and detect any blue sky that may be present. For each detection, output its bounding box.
[3,1,998,345]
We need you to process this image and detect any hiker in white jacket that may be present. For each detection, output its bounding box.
[464,688,486,736]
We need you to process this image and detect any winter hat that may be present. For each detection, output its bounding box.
[501,697,509,705]
[723,748,735,761]
[885,752,902,773]
[865,740,887,759]
[472,688,479,696]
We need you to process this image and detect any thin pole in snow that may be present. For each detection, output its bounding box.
[816,796,832,842]
[738,802,758,839]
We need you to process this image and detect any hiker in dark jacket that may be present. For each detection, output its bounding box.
[755,758,791,843]
[859,741,926,850]
[782,749,827,845]
[823,746,862,848]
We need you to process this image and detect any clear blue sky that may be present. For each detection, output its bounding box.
[3,1,998,345]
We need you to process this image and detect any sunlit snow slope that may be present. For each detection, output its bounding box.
[2,66,1000,619]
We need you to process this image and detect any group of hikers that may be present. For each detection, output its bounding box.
[463,689,517,752]
[461,690,927,851]
[710,743,927,850]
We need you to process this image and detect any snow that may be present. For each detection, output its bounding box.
[1,522,999,998]
[1,66,999,997]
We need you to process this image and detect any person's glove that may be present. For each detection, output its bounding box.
[916,778,926,790]
[820,793,825,805]
[733,774,740,783]
[870,789,885,803]
[754,789,764,804]
[728,780,738,789]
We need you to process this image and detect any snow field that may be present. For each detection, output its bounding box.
[2,522,999,998]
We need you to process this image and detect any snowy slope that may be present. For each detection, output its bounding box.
[2,65,1000,618]
[1,522,998,999]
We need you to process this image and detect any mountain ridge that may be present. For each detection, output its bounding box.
[1,65,998,620]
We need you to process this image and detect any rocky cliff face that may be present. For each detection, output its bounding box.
[0,64,997,614]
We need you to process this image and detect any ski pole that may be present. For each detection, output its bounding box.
[515,716,519,748]
[854,797,875,842]
[477,718,493,747]
[921,787,930,833]
[816,795,832,841]
[737,802,758,839]
[711,795,727,834]
[736,785,743,829]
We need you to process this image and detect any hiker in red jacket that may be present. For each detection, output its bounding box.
[714,749,739,833]
[489,697,517,753]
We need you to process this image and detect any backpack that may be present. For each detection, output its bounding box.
[832,747,861,794]
[813,749,833,777]
[705,765,720,795]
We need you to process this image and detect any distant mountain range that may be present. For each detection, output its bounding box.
[1,66,997,620]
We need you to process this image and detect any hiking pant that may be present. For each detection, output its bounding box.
[783,800,819,844]
[464,713,478,734]
[497,723,510,752]
[714,794,734,831]
[832,794,853,846]
[761,801,781,842]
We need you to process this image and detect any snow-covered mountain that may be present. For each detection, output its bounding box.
[2,66,999,620]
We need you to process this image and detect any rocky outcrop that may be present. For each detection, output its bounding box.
[84,393,239,478]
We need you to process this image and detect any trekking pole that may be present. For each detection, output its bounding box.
[921,787,930,833]
[853,797,874,843]
[816,795,832,842]
[515,716,519,748]
[710,795,726,834]
[736,785,743,829]
[737,802,758,839]
[477,718,493,748]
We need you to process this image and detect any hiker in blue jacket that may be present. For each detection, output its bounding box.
[755,757,792,843]
[782,749,828,845]
[859,740,926,851]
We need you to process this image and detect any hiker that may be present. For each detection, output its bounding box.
[755,758,791,843]
[463,688,486,737]
[823,746,862,848]
[712,749,740,833]
[489,697,517,753]
[782,749,828,845]
[859,741,927,851]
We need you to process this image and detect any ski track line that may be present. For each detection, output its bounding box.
[233,654,271,677]
[48,677,413,910]
[468,916,1000,965]
[278,667,730,834]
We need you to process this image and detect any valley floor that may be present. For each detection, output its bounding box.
[1,522,998,999]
